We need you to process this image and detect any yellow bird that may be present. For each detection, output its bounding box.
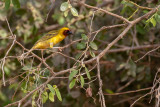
[32,27,72,49]
[20,27,72,60]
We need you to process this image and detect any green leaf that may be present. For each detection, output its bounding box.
[155,13,160,23]
[85,67,91,80]
[69,69,78,81]
[70,7,78,16]
[90,42,98,50]
[55,88,62,101]
[12,0,20,8]
[49,92,55,102]
[75,52,82,59]
[89,50,95,57]
[64,10,69,17]
[22,65,32,70]
[0,91,7,101]
[150,18,156,27]
[137,73,145,81]
[58,17,65,25]
[42,91,48,103]
[47,84,55,94]
[121,75,128,82]
[81,34,88,40]
[5,0,10,10]
[80,76,84,87]
[128,59,136,77]
[157,8,160,15]
[76,42,86,50]
[60,2,69,11]
[32,100,36,107]
[69,79,76,89]
[143,10,149,14]
[53,85,57,88]
[136,25,145,35]
[121,0,126,4]
[105,89,114,94]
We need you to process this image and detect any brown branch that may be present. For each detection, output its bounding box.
[93,44,160,53]
[126,0,153,10]
[92,23,127,34]
[104,87,151,96]
[78,2,130,23]
[84,4,160,64]
[15,41,55,75]
[135,45,160,62]
[117,79,135,92]
[97,57,106,107]
[1,18,16,86]
[5,76,55,107]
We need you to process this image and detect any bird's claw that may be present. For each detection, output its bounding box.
[58,47,64,52]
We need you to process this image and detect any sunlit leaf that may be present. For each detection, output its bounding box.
[85,67,91,80]
[60,2,69,11]
[69,69,78,81]
[69,79,76,89]
[90,50,95,57]
[80,76,84,87]
[47,84,55,93]
[90,42,98,50]
[42,91,48,103]
[55,88,62,101]
[64,10,69,17]
[49,92,55,102]
[150,18,156,27]
[70,7,78,16]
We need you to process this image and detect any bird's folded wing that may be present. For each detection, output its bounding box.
[36,30,58,43]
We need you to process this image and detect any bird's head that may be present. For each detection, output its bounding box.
[59,27,72,36]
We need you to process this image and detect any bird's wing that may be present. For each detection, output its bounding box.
[36,30,58,43]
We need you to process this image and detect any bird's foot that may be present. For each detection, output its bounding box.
[58,47,64,52]
[52,47,64,52]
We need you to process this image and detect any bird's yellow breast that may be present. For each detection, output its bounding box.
[32,34,65,49]
[49,34,65,45]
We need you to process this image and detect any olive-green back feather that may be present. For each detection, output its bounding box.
[35,30,58,43]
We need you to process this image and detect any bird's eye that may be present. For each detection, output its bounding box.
[63,30,72,36]
[66,30,70,34]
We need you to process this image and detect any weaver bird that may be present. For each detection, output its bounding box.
[32,27,72,49]
[20,27,72,59]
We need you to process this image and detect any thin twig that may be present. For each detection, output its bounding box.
[97,57,106,107]
[135,46,160,62]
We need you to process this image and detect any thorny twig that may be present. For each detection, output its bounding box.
[97,57,106,107]
[1,18,16,86]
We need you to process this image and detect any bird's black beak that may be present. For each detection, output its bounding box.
[68,30,73,35]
